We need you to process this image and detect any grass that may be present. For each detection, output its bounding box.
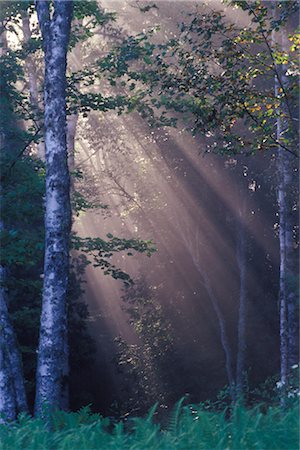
[0,401,298,449]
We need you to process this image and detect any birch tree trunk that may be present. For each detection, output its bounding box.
[67,114,78,178]
[67,28,82,183]
[278,30,299,372]
[59,113,78,412]
[0,31,28,421]
[34,0,73,416]
[0,317,16,423]
[272,3,299,393]
[0,257,28,420]
[22,12,45,160]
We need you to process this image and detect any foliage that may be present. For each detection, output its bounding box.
[0,400,298,449]
[72,236,156,285]
[198,364,300,414]
[71,190,108,216]
[1,151,156,407]
[1,157,44,404]
[114,279,178,415]
[0,152,95,408]
[0,15,156,410]
[96,0,299,157]
[71,0,116,47]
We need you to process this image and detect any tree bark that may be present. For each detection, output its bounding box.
[34,0,73,416]
[278,28,299,372]
[0,265,29,420]
[235,199,247,399]
[0,29,28,420]
[272,4,299,394]
[0,323,16,423]
[67,114,78,177]
[0,185,28,420]
[22,12,45,160]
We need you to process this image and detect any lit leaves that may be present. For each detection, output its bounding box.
[71,234,156,285]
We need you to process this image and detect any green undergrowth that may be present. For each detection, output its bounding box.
[0,401,298,450]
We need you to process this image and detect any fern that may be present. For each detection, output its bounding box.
[0,400,298,450]
[167,396,185,436]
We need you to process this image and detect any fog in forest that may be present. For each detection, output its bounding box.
[65,1,282,414]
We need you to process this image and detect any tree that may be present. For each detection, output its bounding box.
[22,5,45,160]
[104,0,298,397]
[34,0,73,416]
[271,0,299,398]
[0,0,160,419]
[0,29,31,421]
[115,277,177,416]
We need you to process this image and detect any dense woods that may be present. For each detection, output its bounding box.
[0,0,299,448]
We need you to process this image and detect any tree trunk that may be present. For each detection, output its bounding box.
[22,12,45,160]
[0,30,28,420]
[34,0,73,416]
[182,227,236,401]
[278,28,299,372]
[235,199,247,399]
[201,269,236,401]
[0,324,16,423]
[277,124,298,383]
[272,4,299,394]
[0,271,27,421]
[67,114,78,178]
[0,194,28,420]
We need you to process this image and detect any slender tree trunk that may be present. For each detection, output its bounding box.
[34,0,73,416]
[0,322,16,423]
[201,269,236,401]
[279,28,299,371]
[22,12,45,160]
[277,123,298,381]
[182,228,236,400]
[0,271,29,418]
[0,30,28,420]
[235,199,247,398]
[59,113,78,413]
[272,4,299,395]
[67,114,78,176]
[0,193,28,420]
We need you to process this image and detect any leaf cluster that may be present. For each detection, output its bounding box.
[71,234,156,285]
[92,1,299,157]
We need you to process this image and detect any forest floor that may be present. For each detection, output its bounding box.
[0,401,298,449]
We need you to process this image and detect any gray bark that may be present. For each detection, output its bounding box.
[0,325,16,423]
[235,200,247,398]
[272,5,299,392]
[67,114,78,177]
[278,29,299,372]
[0,28,28,419]
[22,12,45,160]
[0,267,29,420]
[60,111,78,413]
[277,116,298,381]
[0,195,28,420]
[34,0,73,416]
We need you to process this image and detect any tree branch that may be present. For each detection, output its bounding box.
[35,0,51,53]
[1,127,41,183]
